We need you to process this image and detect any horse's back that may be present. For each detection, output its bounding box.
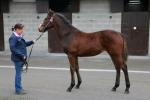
[99,30,123,44]
[68,29,124,57]
[68,31,103,56]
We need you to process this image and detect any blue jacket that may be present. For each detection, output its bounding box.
[9,33,34,62]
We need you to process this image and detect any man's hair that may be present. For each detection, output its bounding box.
[12,23,24,31]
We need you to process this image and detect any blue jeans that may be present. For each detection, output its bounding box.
[13,61,24,92]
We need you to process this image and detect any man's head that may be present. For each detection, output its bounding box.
[13,23,24,35]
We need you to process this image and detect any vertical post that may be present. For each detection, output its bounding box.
[0,0,5,51]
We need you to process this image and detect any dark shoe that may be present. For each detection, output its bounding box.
[15,89,27,95]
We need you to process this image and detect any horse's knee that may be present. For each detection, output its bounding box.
[70,66,76,72]
[122,65,127,70]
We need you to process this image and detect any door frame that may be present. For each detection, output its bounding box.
[0,1,5,51]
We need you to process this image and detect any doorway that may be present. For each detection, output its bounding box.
[121,12,149,55]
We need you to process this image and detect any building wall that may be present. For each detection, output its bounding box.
[2,0,149,55]
[3,2,48,56]
[73,0,121,32]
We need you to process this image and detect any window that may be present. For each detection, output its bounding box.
[49,0,80,12]
[124,0,148,12]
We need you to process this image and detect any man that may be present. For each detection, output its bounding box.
[9,23,35,95]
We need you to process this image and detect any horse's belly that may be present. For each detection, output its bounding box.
[78,48,103,57]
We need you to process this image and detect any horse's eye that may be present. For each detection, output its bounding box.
[45,18,48,20]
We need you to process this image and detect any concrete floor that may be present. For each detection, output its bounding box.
[0,55,150,100]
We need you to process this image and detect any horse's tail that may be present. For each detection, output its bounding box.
[122,34,128,63]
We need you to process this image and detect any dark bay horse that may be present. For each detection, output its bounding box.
[38,10,130,94]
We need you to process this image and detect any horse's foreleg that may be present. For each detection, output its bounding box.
[122,64,130,94]
[67,66,75,92]
[75,69,82,89]
[112,68,120,92]
[67,55,76,92]
[75,58,82,89]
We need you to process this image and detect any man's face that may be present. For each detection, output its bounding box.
[15,29,24,35]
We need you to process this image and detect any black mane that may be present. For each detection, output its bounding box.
[56,13,72,27]
[53,13,81,35]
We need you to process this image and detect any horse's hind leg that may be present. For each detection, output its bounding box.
[110,55,122,92]
[75,57,82,89]
[122,64,130,94]
[67,54,76,92]
[112,68,120,92]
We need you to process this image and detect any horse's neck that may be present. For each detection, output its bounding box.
[56,21,79,40]
[53,21,80,49]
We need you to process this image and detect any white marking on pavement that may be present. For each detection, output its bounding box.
[48,53,150,60]
[0,66,150,74]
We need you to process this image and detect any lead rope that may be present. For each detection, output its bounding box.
[23,32,44,72]
[23,15,54,72]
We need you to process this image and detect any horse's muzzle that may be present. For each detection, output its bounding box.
[38,24,45,32]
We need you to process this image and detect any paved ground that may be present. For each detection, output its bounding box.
[0,54,150,100]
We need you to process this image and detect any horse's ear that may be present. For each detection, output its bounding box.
[48,9,55,15]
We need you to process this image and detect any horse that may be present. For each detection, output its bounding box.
[38,9,130,94]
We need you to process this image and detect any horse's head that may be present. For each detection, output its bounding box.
[38,9,55,32]
[39,9,74,38]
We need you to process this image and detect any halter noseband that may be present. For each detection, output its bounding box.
[44,14,55,30]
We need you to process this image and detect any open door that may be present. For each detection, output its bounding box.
[121,12,149,55]
[0,1,5,51]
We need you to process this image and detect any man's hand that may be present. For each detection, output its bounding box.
[33,40,36,44]
[20,55,27,62]
[23,56,27,60]
[22,56,27,62]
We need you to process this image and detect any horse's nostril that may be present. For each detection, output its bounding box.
[38,27,42,32]
[39,23,41,26]
[38,24,41,28]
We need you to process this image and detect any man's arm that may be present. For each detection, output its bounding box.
[25,41,34,47]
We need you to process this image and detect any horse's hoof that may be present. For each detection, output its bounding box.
[66,88,72,92]
[124,90,129,94]
[111,87,116,92]
[75,85,80,89]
